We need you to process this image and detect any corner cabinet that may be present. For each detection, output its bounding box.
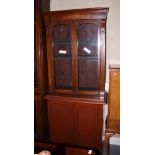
[43,8,109,155]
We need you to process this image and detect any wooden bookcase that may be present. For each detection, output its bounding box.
[42,8,109,155]
[43,8,109,96]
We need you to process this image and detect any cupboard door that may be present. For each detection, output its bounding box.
[52,24,73,90]
[75,102,103,148]
[47,100,74,144]
[77,23,99,91]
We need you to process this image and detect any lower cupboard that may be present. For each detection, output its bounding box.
[44,95,104,155]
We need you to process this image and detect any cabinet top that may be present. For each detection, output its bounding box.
[43,7,109,22]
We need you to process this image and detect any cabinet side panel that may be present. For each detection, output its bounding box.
[34,96,48,140]
[108,69,120,120]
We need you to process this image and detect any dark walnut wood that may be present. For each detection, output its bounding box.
[43,7,109,21]
[65,147,97,155]
[34,0,50,142]
[34,0,49,95]
[105,68,120,155]
[35,8,109,155]
[34,141,66,155]
[34,95,48,140]
[42,8,109,155]
[43,7,109,96]
[44,95,104,155]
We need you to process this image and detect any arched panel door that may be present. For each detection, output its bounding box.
[77,23,99,91]
[53,24,73,89]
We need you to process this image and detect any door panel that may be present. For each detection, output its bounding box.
[54,58,72,88]
[52,23,73,91]
[78,59,98,90]
[47,100,74,144]
[77,23,98,42]
[77,22,99,91]
[75,102,103,148]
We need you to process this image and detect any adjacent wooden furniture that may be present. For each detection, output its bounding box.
[34,0,50,140]
[105,67,120,155]
[43,8,109,155]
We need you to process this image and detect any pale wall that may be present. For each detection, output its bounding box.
[50,0,120,86]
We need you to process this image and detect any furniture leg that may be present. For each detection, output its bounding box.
[105,132,114,155]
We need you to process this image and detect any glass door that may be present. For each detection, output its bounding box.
[77,23,99,91]
[53,24,72,89]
